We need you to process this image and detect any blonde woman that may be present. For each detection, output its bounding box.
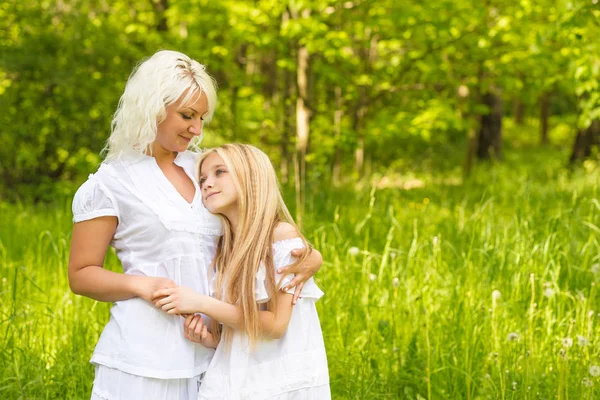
[153,144,330,399]
[68,52,322,400]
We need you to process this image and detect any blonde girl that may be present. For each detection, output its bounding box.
[152,144,330,399]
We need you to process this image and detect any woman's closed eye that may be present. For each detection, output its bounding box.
[181,113,192,120]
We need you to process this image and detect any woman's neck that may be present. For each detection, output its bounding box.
[148,142,177,166]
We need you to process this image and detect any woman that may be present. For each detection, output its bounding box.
[68,50,322,400]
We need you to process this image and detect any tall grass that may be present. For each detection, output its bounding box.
[3,130,600,399]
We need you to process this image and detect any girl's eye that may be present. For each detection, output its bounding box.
[199,177,206,186]
[216,169,226,175]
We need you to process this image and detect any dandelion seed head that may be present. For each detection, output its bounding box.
[590,365,600,377]
[562,337,573,348]
[484,373,491,380]
[578,335,590,347]
[582,377,593,387]
[369,273,376,281]
[591,263,600,275]
[544,288,555,298]
[512,381,517,391]
[507,332,520,342]
[348,247,360,256]
[492,290,501,300]
[559,349,567,358]
[589,310,595,318]
[392,277,399,288]
[432,236,439,246]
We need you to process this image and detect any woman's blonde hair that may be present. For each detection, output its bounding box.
[103,50,217,161]
[198,144,309,347]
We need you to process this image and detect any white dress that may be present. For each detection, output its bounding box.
[72,151,223,400]
[198,238,330,400]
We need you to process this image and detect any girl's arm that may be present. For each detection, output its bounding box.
[69,217,176,302]
[152,287,294,339]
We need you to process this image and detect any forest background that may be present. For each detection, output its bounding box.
[2,0,600,399]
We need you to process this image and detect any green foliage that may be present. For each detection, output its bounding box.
[1,0,598,199]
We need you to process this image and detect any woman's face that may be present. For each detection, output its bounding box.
[154,91,208,154]
[199,152,238,216]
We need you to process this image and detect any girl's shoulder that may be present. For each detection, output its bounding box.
[273,222,299,243]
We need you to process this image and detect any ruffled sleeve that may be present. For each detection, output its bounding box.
[72,174,119,223]
[254,237,324,303]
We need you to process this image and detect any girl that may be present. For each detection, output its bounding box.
[69,51,322,400]
[152,144,330,399]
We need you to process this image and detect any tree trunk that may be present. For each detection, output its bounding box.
[513,99,525,125]
[151,0,169,32]
[353,91,367,176]
[332,86,343,185]
[570,120,600,163]
[540,92,550,145]
[279,61,294,184]
[230,44,248,139]
[477,90,503,160]
[295,42,311,227]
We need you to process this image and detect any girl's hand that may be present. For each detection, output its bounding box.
[183,314,218,349]
[152,286,202,315]
[277,248,323,305]
[134,276,177,303]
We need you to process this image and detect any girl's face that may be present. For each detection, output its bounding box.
[154,91,208,154]
[199,152,238,216]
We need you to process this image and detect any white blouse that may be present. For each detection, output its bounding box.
[198,238,330,400]
[72,151,223,379]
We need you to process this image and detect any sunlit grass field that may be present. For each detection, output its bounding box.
[3,122,600,399]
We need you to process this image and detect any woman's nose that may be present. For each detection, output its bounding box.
[188,118,203,136]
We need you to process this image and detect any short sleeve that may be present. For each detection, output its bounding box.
[255,238,324,303]
[72,175,119,223]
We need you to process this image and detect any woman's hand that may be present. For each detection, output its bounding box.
[152,286,203,315]
[134,276,177,303]
[277,248,323,305]
[183,314,218,348]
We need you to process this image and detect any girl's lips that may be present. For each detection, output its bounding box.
[205,192,218,200]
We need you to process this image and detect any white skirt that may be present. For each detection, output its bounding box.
[91,365,200,400]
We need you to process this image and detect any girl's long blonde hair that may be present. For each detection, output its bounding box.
[198,144,309,347]
[103,50,218,161]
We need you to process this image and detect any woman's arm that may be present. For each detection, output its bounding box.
[69,217,175,302]
[152,287,294,339]
[283,248,323,304]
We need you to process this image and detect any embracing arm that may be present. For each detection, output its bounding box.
[69,217,175,302]
[153,288,294,339]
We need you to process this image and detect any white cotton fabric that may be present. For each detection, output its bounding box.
[199,238,330,400]
[72,151,223,386]
[91,365,199,400]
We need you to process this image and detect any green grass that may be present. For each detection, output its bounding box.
[3,122,600,399]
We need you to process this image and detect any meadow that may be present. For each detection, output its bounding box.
[2,123,600,399]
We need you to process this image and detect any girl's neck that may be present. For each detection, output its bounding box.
[223,211,240,236]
